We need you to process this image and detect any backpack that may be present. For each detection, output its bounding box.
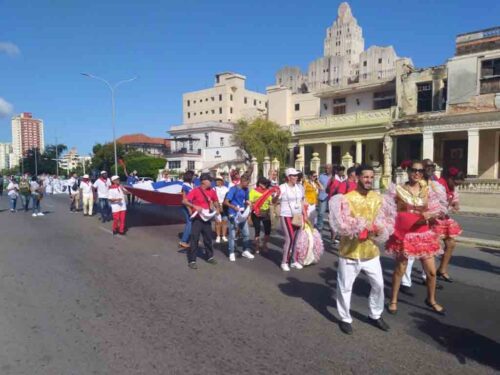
[71,181,79,191]
[19,180,30,195]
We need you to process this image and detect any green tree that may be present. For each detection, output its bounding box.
[22,143,67,175]
[119,155,165,180]
[232,118,291,166]
[91,142,126,173]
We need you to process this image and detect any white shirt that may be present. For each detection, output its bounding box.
[79,180,93,196]
[7,182,19,197]
[214,185,229,205]
[93,178,111,198]
[67,177,79,195]
[108,185,127,213]
[279,183,304,217]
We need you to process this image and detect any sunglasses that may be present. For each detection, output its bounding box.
[409,168,425,174]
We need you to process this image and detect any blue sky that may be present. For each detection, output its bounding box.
[1,0,499,155]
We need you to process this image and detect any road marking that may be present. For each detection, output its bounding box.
[99,226,127,240]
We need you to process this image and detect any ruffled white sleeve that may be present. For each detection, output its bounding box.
[328,194,368,238]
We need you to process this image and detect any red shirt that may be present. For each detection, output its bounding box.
[337,180,357,195]
[186,187,218,210]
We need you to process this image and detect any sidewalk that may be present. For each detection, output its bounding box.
[459,193,500,217]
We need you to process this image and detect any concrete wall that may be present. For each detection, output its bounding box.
[478,129,499,179]
[447,56,478,105]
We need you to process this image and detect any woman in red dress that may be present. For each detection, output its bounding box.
[434,167,463,282]
[386,161,447,315]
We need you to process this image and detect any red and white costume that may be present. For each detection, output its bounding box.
[386,181,447,259]
[432,177,463,239]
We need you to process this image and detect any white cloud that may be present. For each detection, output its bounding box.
[0,42,20,57]
[0,98,14,118]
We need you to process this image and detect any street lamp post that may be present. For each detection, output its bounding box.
[81,73,137,176]
[34,147,38,176]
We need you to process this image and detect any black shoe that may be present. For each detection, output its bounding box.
[188,262,198,270]
[207,257,217,265]
[339,321,353,335]
[400,285,414,296]
[112,230,118,235]
[437,271,453,283]
[369,317,390,332]
[425,299,446,316]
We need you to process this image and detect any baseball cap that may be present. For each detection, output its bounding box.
[285,167,300,176]
[111,175,120,181]
[100,170,107,175]
[200,173,212,181]
[83,174,89,179]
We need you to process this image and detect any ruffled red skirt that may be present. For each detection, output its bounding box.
[432,216,462,239]
[386,212,442,259]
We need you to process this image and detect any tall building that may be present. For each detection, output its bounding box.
[11,112,45,167]
[0,143,12,171]
[183,72,267,124]
[275,2,397,93]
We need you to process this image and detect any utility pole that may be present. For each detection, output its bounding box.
[55,136,59,176]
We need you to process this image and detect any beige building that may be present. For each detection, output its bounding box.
[392,26,500,180]
[183,72,267,124]
[266,86,320,128]
[275,2,397,94]
[0,143,12,171]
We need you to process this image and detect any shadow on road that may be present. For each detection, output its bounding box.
[125,204,184,228]
[450,255,500,275]
[478,247,500,257]
[410,312,500,370]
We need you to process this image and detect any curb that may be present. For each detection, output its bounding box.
[456,236,500,250]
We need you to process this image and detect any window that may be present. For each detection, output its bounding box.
[378,58,382,64]
[193,100,196,104]
[205,98,208,102]
[294,103,300,111]
[219,94,222,101]
[333,97,346,115]
[168,161,181,169]
[230,94,233,101]
[373,91,396,110]
[219,107,222,114]
[253,99,257,106]
[204,133,209,147]
[363,61,367,67]
[417,82,433,113]
[480,58,500,94]
[211,109,215,114]
[295,119,300,125]
[187,161,195,170]
[187,112,190,119]
[220,137,224,146]
[211,97,214,101]
[230,107,233,114]
[441,80,448,110]
[187,100,190,107]
[199,112,202,115]
[244,97,247,104]
[188,138,193,151]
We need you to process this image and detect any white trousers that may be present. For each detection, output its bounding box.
[402,257,427,287]
[337,256,384,323]
[82,194,94,216]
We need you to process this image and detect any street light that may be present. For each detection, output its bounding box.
[80,73,137,175]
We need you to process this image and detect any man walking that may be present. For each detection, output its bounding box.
[80,174,94,216]
[182,173,221,269]
[18,174,31,212]
[67,173,80,212]
[93,171,111,222]
[329,165,394,335]
[317,164,332,231]
[224,174,254,262]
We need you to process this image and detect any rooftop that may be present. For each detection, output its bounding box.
[116,133,170,146]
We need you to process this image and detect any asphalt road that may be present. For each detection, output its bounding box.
[0,194,499,375]
[453,214,500,242]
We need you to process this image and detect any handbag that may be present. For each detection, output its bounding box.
[291,213,303,227]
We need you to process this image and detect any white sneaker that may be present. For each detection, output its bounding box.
[229,253,236,262]
[222,236,228,242]
[291,262,303,270]
[241,250,255,259]
[37,212,45,216]
[32,213,37,217]
[281,263,290,272]
[215,236,221,243]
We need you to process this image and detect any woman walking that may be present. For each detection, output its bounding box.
[214,176,229,243]
[434,167,463,282]
[30,176,44,217]
[250,177,275,254]
[7,176,19,213]
[386,161,447,315]
[179,170,195,248]
[276,168,305,271]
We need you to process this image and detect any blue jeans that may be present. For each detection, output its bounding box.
[180,206,192,243]
[316,199,328,230]
[31,193,40,214]
[9,197,17,211]
[228,217,251,254]
[98,198,110,221]
[20,194,30,211]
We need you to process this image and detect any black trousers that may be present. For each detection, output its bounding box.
[188,218,214,263]
[251,213,271,237]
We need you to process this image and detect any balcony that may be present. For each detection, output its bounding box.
[297,107,395,134]
[167,148,202,156]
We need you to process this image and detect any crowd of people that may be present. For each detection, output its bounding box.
[178,159,463,335]
[1,158,463,336]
